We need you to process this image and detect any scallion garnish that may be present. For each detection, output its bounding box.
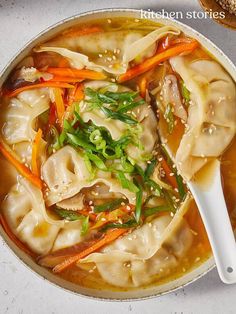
[175,172,186,200]
[144,159,157,178]
[134,179,143,222]
[85,87,140,125]
[81,216,90,236]
[116,171,139,193]
[144,205,170,217]
[54,207,84,221]
[86,152,107,170]
[180,80,191,104]
[101,106,138,125]
[67,133,95,151]
[93,198,128,213]
[100,219,137,232]
[145,179,162,197]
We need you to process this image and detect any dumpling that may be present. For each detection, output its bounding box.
[80,195,193,287]
[80,215,192,287]
[1,89,50,144]
[35,26,180,75]
[0,89,49,169]
[1,178,85,254]
[1,180,61,254]
[52,220,83,252]
[169,56,236,180]
[42,145,136,206]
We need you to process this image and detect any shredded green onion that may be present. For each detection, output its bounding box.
[180,80,191,103]
[134,179,143,222]
[116,171,139,193]
[54,207,84,221]
[81,216,90,236]
[100,219,137,232]
[144,205,171,217]
[94,198,128,213]
[86,152,107,171]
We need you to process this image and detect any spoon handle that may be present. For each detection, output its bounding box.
[188,161,236,284]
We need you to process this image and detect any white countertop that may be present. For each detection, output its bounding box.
[0,1,236,313]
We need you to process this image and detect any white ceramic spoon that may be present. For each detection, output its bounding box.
[163,143,236,284]
[187,160,236,284]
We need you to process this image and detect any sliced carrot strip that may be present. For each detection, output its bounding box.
[31,129,43,177]
[118,41,199,83]
[53,88,65,126]
[139,76,147,98]
[6,82,74,98]
[74,83,84,101]
[0,140,43,189]
[0,214,36,258]
[53,228,127,273]
[161,159,178,189]
[46,68,106,80]
[68,83,84,107]
[47,76,84,83]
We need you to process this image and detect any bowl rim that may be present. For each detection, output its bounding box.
[0,7,235,301]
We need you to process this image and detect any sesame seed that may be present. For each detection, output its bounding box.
[216,0,236,14]
[107,19,112,23]
[190,229,198,236]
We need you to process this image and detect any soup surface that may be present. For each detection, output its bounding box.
[0,17,235,291]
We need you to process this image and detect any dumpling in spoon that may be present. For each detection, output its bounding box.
[169,56,236,181]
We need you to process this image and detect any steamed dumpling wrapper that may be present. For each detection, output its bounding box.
[35,26,180,74]
[80,195,193,287]
[42,81,158,205]
[1,179,86,254]
[169,56,236,180]
[42,146,136,206]
[0,89,49,144]
[0,89,50,167]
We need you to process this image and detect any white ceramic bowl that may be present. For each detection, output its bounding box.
[0,8,235,300]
